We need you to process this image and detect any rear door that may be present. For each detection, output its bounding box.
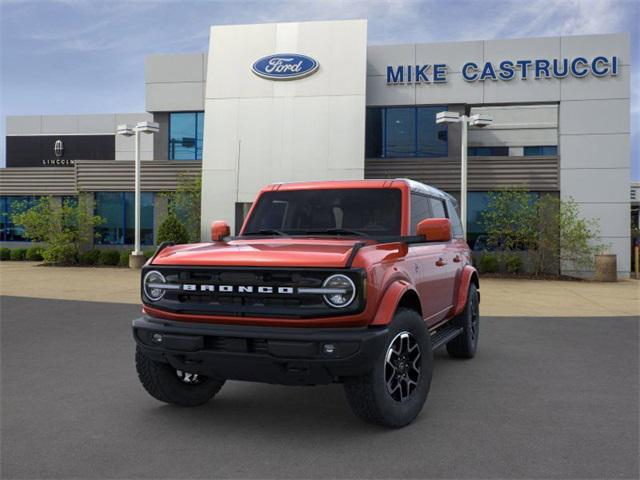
[445,197,467,290]
[428,196,459,313]
[408,193,451,326]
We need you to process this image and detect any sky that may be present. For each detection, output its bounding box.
[1,0,638,178]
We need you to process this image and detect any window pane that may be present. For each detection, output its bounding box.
[0,198,6,241]
[2,196,37,242]
[491,146,509,156]
[417,107,447,157]
[365,108,383,158]
[524,146,558,156]
[385,108,415,157]
[446,199,464,238]
[95,192,154,245]
[169,113,197,160]
[244,189,402,236]
[196,112,205,160]
[124,192,154,245]
[410,194,431,234]
[523,146,542,156]
[95,192,124,245]
[429,198,447,218]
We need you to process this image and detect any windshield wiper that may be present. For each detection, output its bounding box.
[304,228,368,237]
[244,229,288,236]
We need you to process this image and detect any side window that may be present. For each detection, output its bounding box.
[446,199,464,238]
[410,194,431,234]
[429,197,447,218]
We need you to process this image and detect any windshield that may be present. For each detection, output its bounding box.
[243,188,402,236]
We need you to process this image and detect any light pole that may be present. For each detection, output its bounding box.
[436,111,492,240]
[116,121,159,268]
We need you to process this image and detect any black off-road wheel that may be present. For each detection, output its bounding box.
[135,346,225,407]
[446,283,480,359]
[344,308,433,428]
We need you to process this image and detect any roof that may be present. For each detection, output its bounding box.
[399,178,454,203]
[267,178,455,203]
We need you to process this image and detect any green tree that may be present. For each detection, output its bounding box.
[163,173,201,242]
[11,197,104,265]
[557,198,606,271]
[480,188,537,252]
[531,194,561,275]
[481,189,605,276]
[157,213,190,245]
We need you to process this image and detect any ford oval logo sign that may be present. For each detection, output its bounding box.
[252,53,319,80]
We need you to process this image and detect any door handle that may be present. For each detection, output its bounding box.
[435,258,447,267]
[453,255,462,263]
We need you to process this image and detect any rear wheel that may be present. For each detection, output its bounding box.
[344,308,433,428]
[446,283,480,359]
[135,346,225,407]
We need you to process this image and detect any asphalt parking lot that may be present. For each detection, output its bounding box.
[1,296,638,479]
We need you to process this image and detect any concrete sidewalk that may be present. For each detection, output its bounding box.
[0,261,638,317]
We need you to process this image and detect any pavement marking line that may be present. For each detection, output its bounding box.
[0,262,638,317]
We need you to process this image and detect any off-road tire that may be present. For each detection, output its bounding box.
[344,308,433,428]
[135,346,225,407]
[446,283,480,359]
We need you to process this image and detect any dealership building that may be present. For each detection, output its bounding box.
[0,20,633,277]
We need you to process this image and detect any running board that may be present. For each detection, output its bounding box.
[431,325,463,350]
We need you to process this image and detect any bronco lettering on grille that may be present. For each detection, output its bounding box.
[181,284,295,294]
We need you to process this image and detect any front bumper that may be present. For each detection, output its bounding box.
[133,315,389,385]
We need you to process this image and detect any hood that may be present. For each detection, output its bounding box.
[151,238,370,268]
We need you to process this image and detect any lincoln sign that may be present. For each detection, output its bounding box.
[386,55,621,84]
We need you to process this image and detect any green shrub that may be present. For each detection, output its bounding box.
[25,246,44,261]
[11,196,104,265]
[42,244,79,265]
[79,249,101,266]
[163,174,201,242]
[478,253,499,274]
[157,214,189,245]
[143,249,156,260]
[505,254,524,274]
[0,248,10,261]
[10,248,27,261]
[119,250,130,267]
[98,250,120,266]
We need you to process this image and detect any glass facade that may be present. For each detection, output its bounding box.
[95,192,154,245]
[169,112,204,160]
[365,106,448,158]
[0,196,39,242]
[524,145,558,156]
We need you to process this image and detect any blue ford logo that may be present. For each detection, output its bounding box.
[252,53,319,80]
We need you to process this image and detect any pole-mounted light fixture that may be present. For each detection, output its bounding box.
[116,121,159,268]
[436,111,493,240]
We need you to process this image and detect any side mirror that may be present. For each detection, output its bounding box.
[416,218,452,242]
[211,220,230,242]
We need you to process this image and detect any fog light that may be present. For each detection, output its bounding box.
[323,343,336,355]
[152,333,163,344]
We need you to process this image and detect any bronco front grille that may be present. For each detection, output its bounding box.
[141,266,365,319]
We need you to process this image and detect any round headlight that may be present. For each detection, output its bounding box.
[143,270,166,302]
[322,274,356,308]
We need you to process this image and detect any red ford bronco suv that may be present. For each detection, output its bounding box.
[133,179,480,427]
